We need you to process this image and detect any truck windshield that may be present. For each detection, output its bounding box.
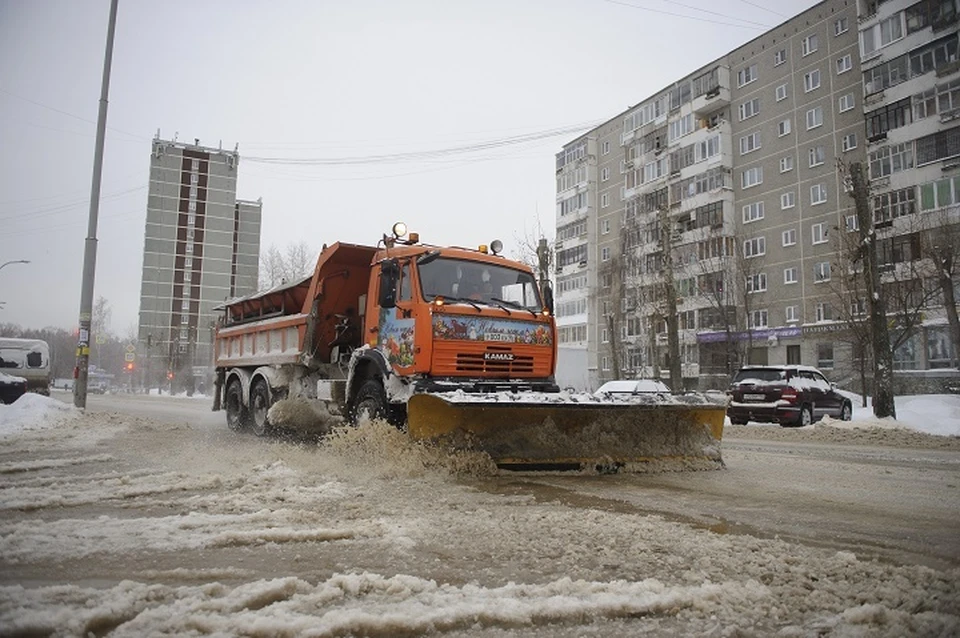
[418,257,542,311]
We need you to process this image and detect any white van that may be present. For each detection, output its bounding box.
[0,338,51,394]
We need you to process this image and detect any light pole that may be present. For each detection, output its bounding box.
[0,260,30,272]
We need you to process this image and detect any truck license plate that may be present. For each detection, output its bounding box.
[744,393,766,401]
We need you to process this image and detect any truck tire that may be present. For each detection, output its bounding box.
[249,378,273,437]
[352,379,387,424]
[225,380,249,432]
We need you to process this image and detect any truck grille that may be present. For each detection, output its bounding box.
[456,348,533,375]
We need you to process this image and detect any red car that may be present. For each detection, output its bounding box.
[727,365,853,427]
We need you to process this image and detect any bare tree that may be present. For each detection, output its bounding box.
[845,161,896,419]
[922,211,960,368]
[259,241,317,289]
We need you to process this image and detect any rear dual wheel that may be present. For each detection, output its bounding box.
[225,380,249,432]
[249,379,273,437]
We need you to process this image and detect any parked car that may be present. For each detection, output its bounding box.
[595,379,671,397]
[727,365,853,427]
[0,372,28,405]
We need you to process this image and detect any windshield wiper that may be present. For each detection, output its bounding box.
[445,296,483,311]
[491,297,537,317]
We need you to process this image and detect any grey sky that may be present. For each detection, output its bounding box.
[0,0,820,334]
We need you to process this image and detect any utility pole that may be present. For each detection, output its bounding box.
[659,205,682,392]
[847,161,896,418]
[74,0,119,409]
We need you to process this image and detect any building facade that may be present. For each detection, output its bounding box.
[137,136,261,390]
[555,0,960,392]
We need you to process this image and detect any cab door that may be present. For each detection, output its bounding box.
[375,259,417,372]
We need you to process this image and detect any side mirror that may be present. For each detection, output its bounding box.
[378,259,399,309]
[542,281,554,315]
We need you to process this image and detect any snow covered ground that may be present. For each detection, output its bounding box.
[0,393,957,636]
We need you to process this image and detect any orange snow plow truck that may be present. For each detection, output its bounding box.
[213,223,727,471]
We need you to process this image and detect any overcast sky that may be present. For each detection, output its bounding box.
[0,0,821,334]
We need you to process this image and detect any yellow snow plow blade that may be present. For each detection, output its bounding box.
[406,393,727,471]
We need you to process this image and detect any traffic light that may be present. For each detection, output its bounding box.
[125,362,134,372]
[166,371,174,380]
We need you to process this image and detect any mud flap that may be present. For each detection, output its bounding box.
[406,393,726,471]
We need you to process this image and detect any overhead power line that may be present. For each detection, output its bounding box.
[600,0,767,29]
[659,0,772,28]
[736,0,789,18]
[244,122,601,166]
[0,87,149,142]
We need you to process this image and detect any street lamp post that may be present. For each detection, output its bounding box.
[0,260,30,272]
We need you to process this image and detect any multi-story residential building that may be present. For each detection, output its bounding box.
[858,0,960,377]
[554,0,959,392]
[137,136,262,390]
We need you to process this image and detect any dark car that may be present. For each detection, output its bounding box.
[727,365,853,427]
[0,373,28,405]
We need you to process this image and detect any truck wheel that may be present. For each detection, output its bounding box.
[249,378,273,437]
[225,380,249,432]
[352,379,387,424]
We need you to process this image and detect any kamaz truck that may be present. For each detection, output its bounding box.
[212,223,726,470]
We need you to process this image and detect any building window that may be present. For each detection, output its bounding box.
[601,167,610,182]
[782,228,797,246]
[601,219,611,234]
[741,166,763,188]
[190,173,199,184]
[842,132,858,151]
[785,305,798,323]
[781,192,796,209]
[838,93,855,113]
[835,16,848,35]
[806,106,823,130]
[774,48,787,66]
[817,301,833,321]
[812,222,828,244]
[784,267,798,284]
[814,261,831,282]
[836,54,853,74]
[809,145,825,168]
[191,159,200,171]
[802,34,819,57]
[778,119,792,137]
[811,184,828,205]
[780,156,794,173]
[804,69,821,93]
[874,187,917,221]
[602,356,610,371]
[744,236,766,258]
[737,64,758,87]
[869,142,915,179]
[739,131,761,155]
[866,97,912,139]
[916,126,960,166]
[749,309,769,328]
[776,83,788,102]
[746,272,767,293]
[743,201,765,223]
[601,193,609,208]
[738,98,760,121]
[817,342,834,369]
[845,214,859,231]
[601,246,611,262]
[861,13,904,58]
[602,140,610,155]
[919,176,960,211]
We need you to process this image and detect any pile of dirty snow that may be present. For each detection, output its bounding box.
[0,393,79,436]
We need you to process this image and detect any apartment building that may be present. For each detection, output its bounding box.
[555,0,959,391]
[858,0,960,374]
[137,136,262,390]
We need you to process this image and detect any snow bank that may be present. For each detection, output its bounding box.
[0,393,78,435]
